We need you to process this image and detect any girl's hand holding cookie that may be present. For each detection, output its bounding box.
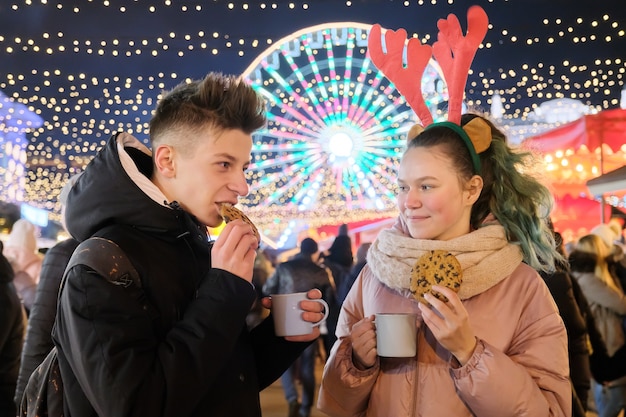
[418,285,477,366]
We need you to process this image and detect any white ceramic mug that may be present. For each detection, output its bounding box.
[271,292,330,337]
[375,313,417,357]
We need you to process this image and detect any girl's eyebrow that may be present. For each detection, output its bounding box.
[398,175,438,182]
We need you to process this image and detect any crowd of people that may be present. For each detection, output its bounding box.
[567,220,626,417]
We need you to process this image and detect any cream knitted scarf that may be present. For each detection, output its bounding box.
[367,222,523,300]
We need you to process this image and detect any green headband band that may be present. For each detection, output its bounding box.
[424,121,481,174]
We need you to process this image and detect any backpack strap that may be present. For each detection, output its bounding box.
[60,236,159,323]
[63,236,141,289]
[19,345,63,417]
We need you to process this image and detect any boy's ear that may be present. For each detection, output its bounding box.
[154,145,176,178]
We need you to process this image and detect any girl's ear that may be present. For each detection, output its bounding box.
[466,175,483,205]
[153,144,176,178]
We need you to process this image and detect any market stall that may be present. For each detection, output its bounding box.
[522,109,626,237]
[587,165,626,196]
[522,108,626,198]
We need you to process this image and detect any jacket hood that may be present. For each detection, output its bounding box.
[65,132,205,242]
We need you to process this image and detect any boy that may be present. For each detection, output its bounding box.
[54,73,324,416]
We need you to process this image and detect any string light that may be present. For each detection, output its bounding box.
[0,1,625,242]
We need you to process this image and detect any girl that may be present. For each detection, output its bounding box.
[317,114,571,416]
[570,233,626,417]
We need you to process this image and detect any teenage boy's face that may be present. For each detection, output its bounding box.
[168,127,253,228]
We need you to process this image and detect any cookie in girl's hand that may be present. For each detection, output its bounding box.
[410,250,462,305]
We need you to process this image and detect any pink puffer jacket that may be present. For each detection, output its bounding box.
[318,262,571,417]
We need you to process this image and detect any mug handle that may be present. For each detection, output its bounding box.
[311,299,330,326]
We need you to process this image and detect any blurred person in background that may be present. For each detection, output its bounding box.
[336,242,371,306]
[569,233,626,417]
[13,175,81,406]
[263,238,334,417]
[3,219,43,314]
[0,240,26,417]
[318,224,353,358]
[591,223,626,304]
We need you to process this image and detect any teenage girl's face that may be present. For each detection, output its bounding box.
[397,145,480,241]
[154,126,253,228]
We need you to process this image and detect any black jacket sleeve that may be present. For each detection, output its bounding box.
[54,265,258,417]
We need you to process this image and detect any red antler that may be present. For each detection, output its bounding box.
[432,5,489,124]
[367,24,434,126]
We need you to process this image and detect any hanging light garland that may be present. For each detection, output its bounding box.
[0,0,624,234]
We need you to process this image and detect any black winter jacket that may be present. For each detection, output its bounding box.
[540,267,590,417]
[262,253,334,296]
[14,237,79,406]
[0,246,25,417]
[53,133,309,417]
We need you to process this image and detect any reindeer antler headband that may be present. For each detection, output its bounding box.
[368,5,491,174]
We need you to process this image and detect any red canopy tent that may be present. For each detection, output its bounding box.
[521,108,626,230]
[550,194,619,243]
[522,108,626,197]
[523,108,626,155]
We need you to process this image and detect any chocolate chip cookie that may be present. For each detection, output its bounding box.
[410,250,463,305]
[219,203,261,242]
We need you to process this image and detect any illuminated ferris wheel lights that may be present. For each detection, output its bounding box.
[328,132,353,157]
[240,22,447,238]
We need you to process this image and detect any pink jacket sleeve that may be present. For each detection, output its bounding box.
[318,272,379,417]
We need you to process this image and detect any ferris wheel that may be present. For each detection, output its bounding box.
[240,22,448,243]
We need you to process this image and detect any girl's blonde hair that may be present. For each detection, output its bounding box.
[575,234,619,292]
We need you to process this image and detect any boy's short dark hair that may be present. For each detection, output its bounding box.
[149,72,266,145]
